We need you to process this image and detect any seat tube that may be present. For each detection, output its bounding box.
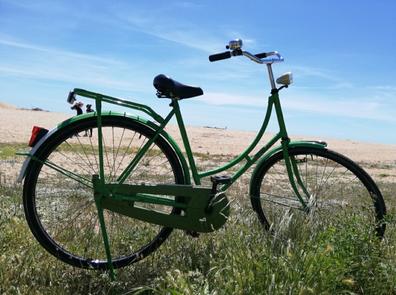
[172,100,201,185]
[95,97,105,184]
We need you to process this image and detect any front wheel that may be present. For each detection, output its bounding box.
[250,147,386,237]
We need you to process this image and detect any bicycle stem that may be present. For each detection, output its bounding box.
[266,64,277,90]
[240,50,281,91]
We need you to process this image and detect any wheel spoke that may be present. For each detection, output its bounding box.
[260,192,304,209]
[253,148,385,235]
[24,117,185,270]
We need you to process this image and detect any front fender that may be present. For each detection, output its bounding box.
[17,112,191,184]
[249,140,327,195]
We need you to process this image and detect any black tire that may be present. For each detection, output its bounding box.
[250,147,386,237]
[23,115,186,270]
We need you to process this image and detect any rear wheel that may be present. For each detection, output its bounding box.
[250,147,386,237]
[23,116,186,269]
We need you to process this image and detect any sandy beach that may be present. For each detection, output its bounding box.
[0,102,395,182]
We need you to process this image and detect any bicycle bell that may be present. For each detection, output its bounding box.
[227,39,243,50]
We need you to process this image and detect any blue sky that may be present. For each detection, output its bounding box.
[0,0,395,144]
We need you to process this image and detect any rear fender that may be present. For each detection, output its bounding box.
[17,112,191,184]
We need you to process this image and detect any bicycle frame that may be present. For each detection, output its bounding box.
[72,86,312,207]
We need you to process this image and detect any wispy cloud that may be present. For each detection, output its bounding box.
[366,85,396,99]
[109,6,241,53]
[198,92,264,107]
[290,65,347,83]
[282,94,396,123]
[0,0,67,11]
[0,37,122,65]
[0,36,151,92]
[172,1,205,9]
[198,91,396,123]
[119,21,224,53]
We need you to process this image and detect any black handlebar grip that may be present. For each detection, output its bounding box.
[67,91,76,104]
[209,51,232,62]
[255,52,268,59]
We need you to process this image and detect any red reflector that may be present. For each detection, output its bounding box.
[29,126,49,147]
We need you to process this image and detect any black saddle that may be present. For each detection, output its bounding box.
[153,74,203,99]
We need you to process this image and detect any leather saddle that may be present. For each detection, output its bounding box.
[153,74,203,100]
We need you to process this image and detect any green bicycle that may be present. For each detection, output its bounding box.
[18,39,386,278]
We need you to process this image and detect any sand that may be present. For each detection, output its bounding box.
[1,104,394,160]
[0,103,395,182]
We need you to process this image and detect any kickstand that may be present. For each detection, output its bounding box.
[96,202,116,280]
[93,175,116,280]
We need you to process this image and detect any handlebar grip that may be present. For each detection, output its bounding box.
[67,91,76,104]
[209,51,232,62]
[255,52,268,59]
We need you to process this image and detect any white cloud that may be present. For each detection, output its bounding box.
[0,37,121,65]
[198,92,264,106]
[172,1,204,9]
[198,91,396,123]
[109,7,236,53]
[290,65,345,83]
[282,95,395,122]
[0,37,151,92]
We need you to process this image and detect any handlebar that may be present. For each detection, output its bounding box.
[209,50,283,64]
[208,40,284,65]
[209,40,287,90]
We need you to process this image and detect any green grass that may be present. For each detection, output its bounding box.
[0,143,28,159]
[1,147,396,294]
[1,183,396,294]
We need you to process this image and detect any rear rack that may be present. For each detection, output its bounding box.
[68,88,165,123]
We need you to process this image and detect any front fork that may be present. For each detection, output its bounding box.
[273,90,311,211]
[281,138,311,211]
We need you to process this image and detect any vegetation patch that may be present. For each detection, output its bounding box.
[1,153,395,294]
[0,143,28,159]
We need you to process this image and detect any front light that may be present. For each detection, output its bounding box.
[276,72,293,86]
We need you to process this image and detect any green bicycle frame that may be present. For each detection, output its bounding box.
[59,87,320,278]
[72,87,312,207]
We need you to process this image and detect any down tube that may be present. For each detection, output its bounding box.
[198,97,275,179]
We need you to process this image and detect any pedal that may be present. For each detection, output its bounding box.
[210,175,232,194]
